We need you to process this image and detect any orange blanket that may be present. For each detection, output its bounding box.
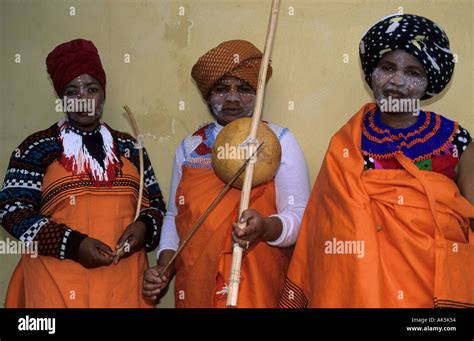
[174,166,290,308]
[5,159,151,308]
[281,103,474,308]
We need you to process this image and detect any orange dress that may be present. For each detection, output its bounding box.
[174,167,290,308]
[5,159,152,308]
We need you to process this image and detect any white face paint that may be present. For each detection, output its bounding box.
[62,74,105,131]
[371,50,428,115]
[207,76,257,125]
[209,92,256,117]
[210,99,223,117]
[242,95,256,116]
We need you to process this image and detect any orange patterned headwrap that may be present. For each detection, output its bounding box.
[191,39,272,100]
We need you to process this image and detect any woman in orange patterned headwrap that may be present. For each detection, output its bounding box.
[0,39,166,307]
[142,39,310,308]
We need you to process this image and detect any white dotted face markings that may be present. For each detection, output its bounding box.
[360,14,455,100]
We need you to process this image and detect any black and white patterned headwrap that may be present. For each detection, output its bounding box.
[359,14,455,100]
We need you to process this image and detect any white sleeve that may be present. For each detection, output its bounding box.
[267,130,310,248]
[156,147,183,260]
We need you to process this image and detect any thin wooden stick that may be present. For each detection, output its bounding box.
[227,0,280,307]
[159,143,265,277]
[114,105,145,263]
[123,105,144,221]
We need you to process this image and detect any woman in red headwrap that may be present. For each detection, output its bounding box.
[142,40,311,308]
[0,39,166,308]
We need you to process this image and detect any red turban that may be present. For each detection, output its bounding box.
[191,39,272,100]
[46,39,106,96]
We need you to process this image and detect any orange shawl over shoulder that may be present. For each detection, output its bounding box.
[281,103,474,308]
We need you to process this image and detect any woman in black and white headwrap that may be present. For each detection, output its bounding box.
[360,14,455,99]
[282,14,474,308]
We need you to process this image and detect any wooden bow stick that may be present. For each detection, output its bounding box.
[158,142,265,277]
[114,105,144,263]
[226,0,280,307]
[123,105,144,220]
